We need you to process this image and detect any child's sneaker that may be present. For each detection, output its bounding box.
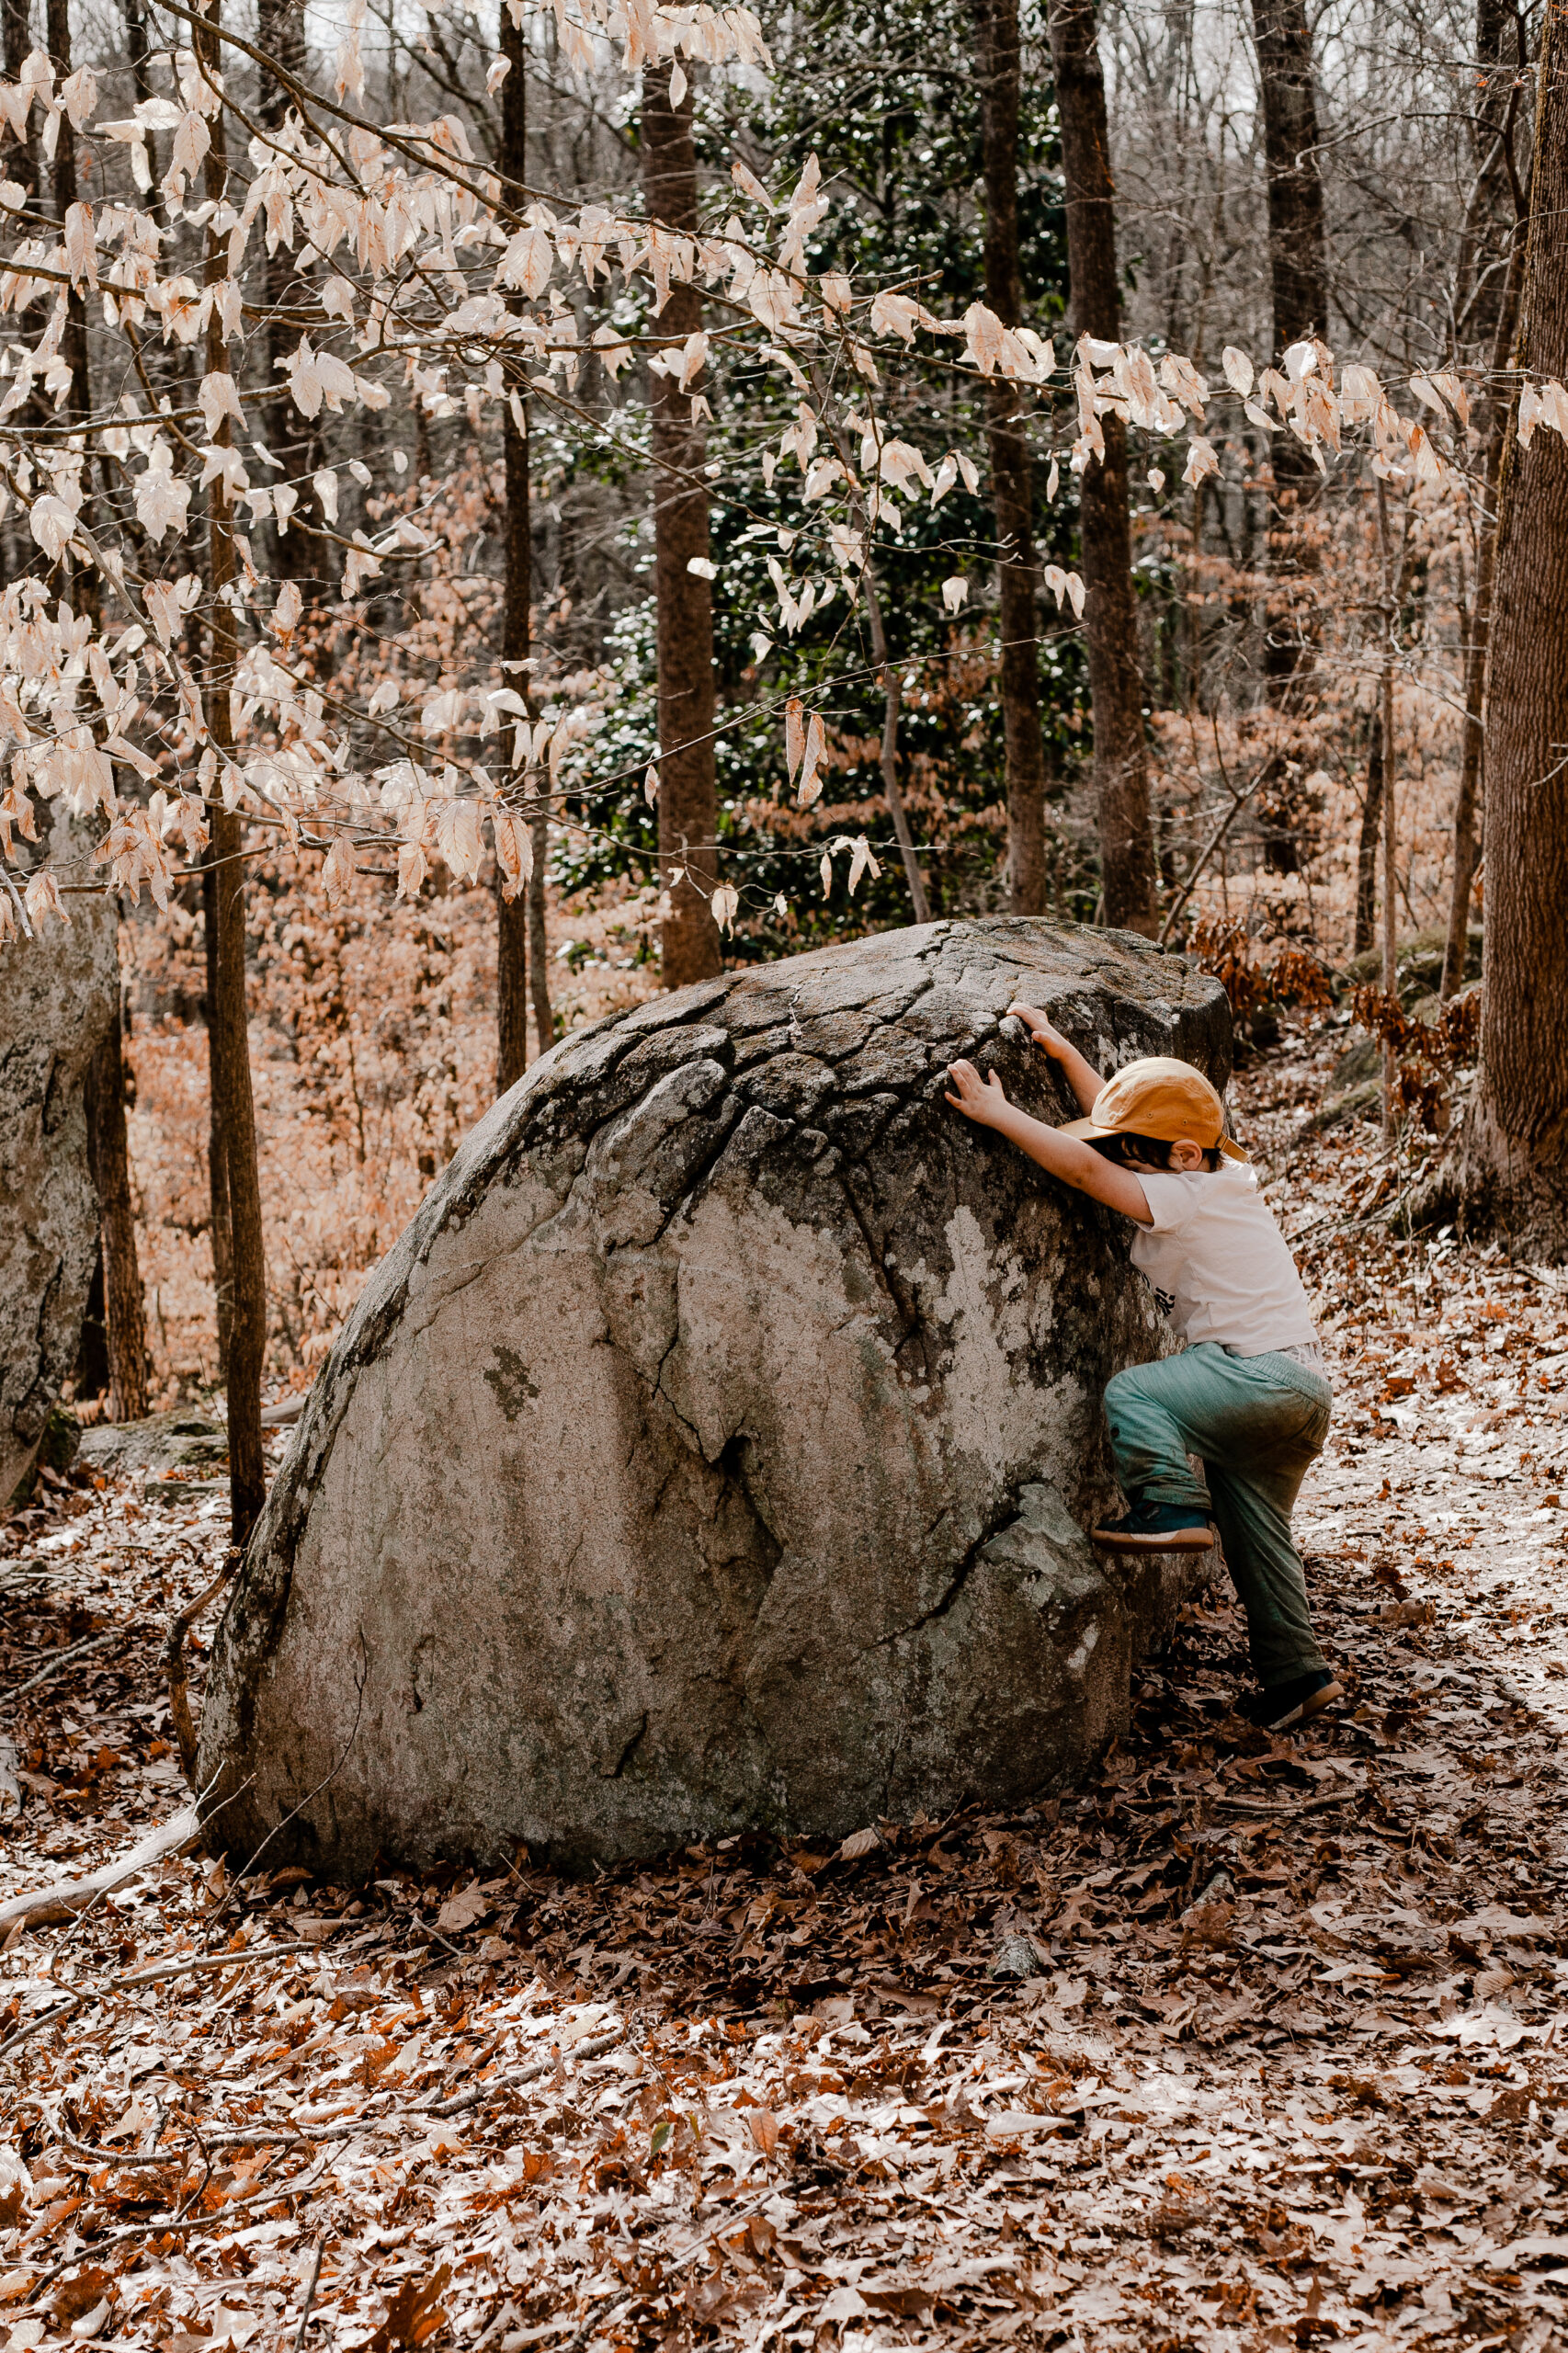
[1091,1504,1214,1554]
[1236,1669,1343,1731]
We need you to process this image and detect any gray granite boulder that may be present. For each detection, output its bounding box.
[198,918,1231,1873]
[1,838,117,1508]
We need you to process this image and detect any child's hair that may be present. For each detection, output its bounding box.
[1089,1131,1223,1172]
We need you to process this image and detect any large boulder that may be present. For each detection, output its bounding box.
[1,832,118,1507]
[199,919,1231,1873]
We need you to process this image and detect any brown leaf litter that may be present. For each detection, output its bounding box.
[3,1018,1567,2349]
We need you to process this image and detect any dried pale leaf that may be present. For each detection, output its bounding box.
[837,1824,881,1860]
[436,1883,490,1934]
[784,695,805,780]
[1221,345,1254,398]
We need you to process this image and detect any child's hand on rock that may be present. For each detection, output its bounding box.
[1007,1002,1072,1058]
[945,1060,1011,1126]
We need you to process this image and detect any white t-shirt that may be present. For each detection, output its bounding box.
[1129,1163,1319,1355]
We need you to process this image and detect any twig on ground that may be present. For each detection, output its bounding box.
[292,2235,325,2351]
[19,2154,331,2306]
[4,1629,118,1703]
[165,1551,239,1783]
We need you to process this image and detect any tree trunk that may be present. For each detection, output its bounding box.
[1454,13,1568,1252]
[528,805,551,1055]
[1442,1,1529,999]
[45,0,88,432]
[2,0,35,200]
[495,4,533,1097]
[201,849,233,1383]
[975,0,1049,915]
[258,0,318,595]
[642,61,722,985]
[1249,0,1328,351]
[1044,0,1158,937]
[84,988,149,1424]
[1353,715,1382,958]
[1248,0,1329,873]
[199,0,267,1542]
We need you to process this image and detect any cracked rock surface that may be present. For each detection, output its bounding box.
[0,828,116,1507]
[199,918,1233,1870]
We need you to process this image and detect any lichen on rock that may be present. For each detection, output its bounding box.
[198,917,1233,1871]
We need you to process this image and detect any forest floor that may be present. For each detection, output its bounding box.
[4,1014,1568,2353]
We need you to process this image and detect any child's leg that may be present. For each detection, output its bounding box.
[1203,1459,1326,1687]
[1102,1358,1213,1513]
[1105,1346,1331,1685]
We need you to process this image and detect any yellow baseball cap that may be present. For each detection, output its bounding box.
[1059,1055,1249,1162]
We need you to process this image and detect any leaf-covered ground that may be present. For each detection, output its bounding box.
[4,1019,1567,2352]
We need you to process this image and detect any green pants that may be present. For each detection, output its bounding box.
[1104,1342,1332,1687]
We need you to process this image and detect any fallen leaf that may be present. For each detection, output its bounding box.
[368,2266,451,2353]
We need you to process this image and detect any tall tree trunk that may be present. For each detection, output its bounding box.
[495,3,533,1097]
[1454,13,1568,1253]
[201,850,233,1383]
[85,987,149,1423]
[975,0,1049,915]
[1354,715,1382,958]
[2,0,36,200]
[642,60,722,984]
[257,0,317,596]
[1442,0,1529,999]
[1249,0,1328,351]
[1044,0,1158,937]
[199,0,267,1543]
[1248,0,1329,873]
[45,0,87,430]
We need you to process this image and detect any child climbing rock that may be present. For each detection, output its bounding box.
[945,1006,1340,1733]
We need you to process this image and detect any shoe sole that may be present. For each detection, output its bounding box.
[1090,1527,1214,1554]
[1257,1677,1345,1731]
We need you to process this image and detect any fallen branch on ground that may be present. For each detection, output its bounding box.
[0,1804,200,1941]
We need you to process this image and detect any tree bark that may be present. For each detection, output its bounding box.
[975,0,1049,914]
[1442,2,1529,1000]
[84,988,149,1424]
[257,0,318,596]
[642,61,722,985]
[1044,0,1158,937]
[495,5,534,1097]
[1248,0,1328,352]
[45,0,88,433]
[2,0,36,200]
[1455,11,1568,1252]
[1353,714,1382,958]
[1248,0,1329,872]
[199,0,267,1542]
[201,849,233,1383]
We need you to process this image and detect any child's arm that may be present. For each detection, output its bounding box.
[1006,1002,1105,1115]
[945,1060,1153,1224]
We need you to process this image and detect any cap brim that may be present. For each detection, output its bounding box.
[1060,1114,1250,1165]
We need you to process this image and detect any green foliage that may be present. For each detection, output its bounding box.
[554,0,1098,949]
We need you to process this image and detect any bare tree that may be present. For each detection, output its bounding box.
[496,5,535,1095]
[1441,0,1528,998]
[1046,0,1159,934]
[84,995,149,1424]
[642,61,722,985]
[975,0,1051,913]
[1449,15,1568,1253]
[199,0,267,1543]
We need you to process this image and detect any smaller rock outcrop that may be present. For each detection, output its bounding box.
[1,839,118,1506]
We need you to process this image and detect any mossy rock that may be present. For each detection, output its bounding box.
[1343,927,1482,1004]
[5,1402,82,1509]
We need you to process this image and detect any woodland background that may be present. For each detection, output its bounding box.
[63,0,1517,1413]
